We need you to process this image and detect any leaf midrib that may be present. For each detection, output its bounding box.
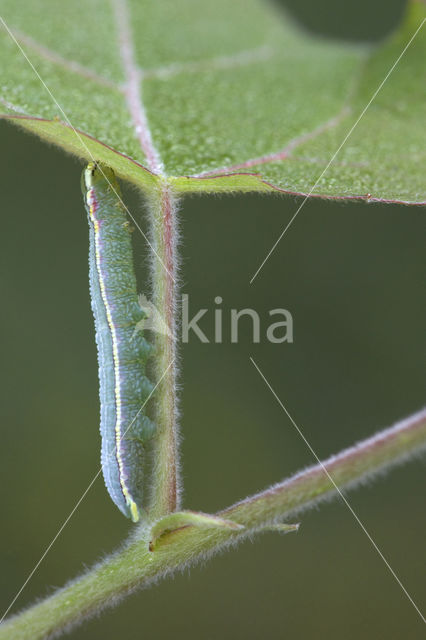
[1,0,356,180]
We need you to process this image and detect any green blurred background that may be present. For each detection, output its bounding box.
[1,0,425,638]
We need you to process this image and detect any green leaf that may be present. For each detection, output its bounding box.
[0,0,424,203]
[149,510,244,551]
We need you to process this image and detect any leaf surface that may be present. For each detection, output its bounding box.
[0,0,424,203]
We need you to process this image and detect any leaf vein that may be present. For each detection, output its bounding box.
[8,28,121,91]
[0,96,28,114]
[112,0,164,174]
[195,107,350,176]
[142,44,274,81]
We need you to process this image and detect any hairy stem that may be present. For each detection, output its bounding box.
[1,408,425,640]
[146,180,180,517]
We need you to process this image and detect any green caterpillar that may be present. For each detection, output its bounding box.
[82,161,154,522]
